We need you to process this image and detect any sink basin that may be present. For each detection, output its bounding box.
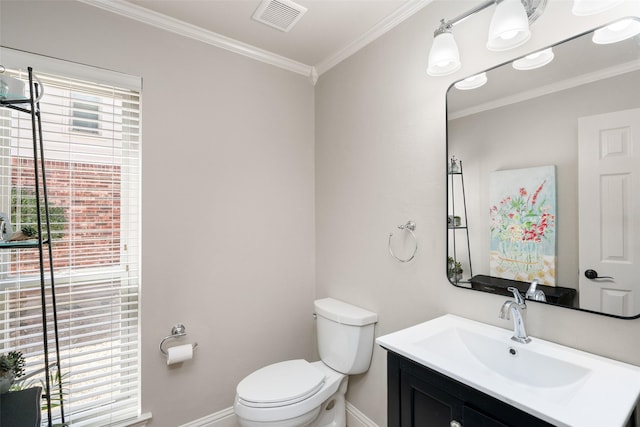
[418,327,590,392]
[377,314,640,427]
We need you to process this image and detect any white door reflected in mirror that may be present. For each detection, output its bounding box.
[578,108,640,316]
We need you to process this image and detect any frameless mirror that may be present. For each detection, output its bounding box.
[447,18,640,318]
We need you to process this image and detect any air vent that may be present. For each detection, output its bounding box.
[252,0,308,32]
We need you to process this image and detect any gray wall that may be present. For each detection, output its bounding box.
[315,0,640,424]
[1,2,315,426]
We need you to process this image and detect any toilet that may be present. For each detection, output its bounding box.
[234,297,378,427]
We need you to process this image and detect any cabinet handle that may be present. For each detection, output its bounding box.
[450,421,462,427]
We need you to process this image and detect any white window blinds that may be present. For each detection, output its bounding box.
[0,53,141,426]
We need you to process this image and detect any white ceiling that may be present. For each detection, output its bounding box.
[80,0,433,80]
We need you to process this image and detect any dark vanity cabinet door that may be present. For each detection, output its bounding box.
[387,351,554,427]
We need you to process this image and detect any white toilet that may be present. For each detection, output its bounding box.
[234,297,378,427]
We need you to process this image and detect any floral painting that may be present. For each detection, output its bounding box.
[489,166,557,285]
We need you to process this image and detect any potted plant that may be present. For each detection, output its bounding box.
[0,351,25,393]
[447,257,464,283]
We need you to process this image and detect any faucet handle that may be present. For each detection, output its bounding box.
[507,287,525,306]
[526,279,547,301]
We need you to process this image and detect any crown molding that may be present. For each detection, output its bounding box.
[314,0,434,76]
[77,0,316,81]
[78,0,430,83]
[448,59,640,120]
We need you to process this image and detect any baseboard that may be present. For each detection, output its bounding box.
[181,402,378,427]
[179,407,238,427]
[346,401,379,427]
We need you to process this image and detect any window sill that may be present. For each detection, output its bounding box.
[111,413,152,427]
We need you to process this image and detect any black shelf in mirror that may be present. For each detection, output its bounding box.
[470,275,577,307]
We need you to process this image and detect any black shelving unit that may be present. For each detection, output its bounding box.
[448,157,473,284]
[1,67,65,426]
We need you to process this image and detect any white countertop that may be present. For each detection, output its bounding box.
[377,314,640,427]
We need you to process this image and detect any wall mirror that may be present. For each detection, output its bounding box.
[447,17,640,319]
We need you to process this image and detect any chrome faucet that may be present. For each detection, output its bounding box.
[499,287,531,344]
[525,279,547,302]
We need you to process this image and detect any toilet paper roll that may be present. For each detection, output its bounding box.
[166,344,193,365]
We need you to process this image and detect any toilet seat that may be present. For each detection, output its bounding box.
[237,359,325,408]
[234,361,347,425]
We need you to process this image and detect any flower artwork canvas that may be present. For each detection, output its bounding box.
[489,166,557,285]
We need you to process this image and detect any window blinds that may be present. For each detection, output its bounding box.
[0,59,141,426]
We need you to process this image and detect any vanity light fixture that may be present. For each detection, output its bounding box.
[427,22,461,76]
[454,72,488,90]
[512,47,554,70]
[487,0,531,51]
[592,18,640,44]
[571,0,624,16]
[427,0,547,77]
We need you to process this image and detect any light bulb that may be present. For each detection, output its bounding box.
[593,18,640,44]
[608,20,631,32]
[572,0,624,16]
[513,48,554,70]
[454,72,488,90]
[500,30,520,40]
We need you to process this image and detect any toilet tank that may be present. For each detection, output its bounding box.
[314,298,378,375]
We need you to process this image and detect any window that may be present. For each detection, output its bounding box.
[0,53,141,427]
[71,93,100,134]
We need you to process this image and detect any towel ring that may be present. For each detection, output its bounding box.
[159,323,198,356]
[388,221,417,263]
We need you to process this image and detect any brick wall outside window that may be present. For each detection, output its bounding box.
[10,157,121,274]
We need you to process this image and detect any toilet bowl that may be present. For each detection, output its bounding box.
[234,360,347,427]
[234,298,378,427]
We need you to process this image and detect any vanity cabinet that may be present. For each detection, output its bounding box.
[380,315,640,427]
[387,351,554,427]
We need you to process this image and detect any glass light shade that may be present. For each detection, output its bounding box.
[572,0,624,16]
[487,0,531,51]
[512,48,555,70]
[593,19,640,44]
[427,31,461,76]
[454,72,488,90]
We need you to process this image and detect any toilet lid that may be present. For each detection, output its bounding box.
[237,360,325,408]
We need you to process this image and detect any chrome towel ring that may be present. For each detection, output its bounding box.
[388,221,418,263]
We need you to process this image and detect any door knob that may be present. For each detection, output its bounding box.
[585,269,614,280]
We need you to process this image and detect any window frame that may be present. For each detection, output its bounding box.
[0,47,142,427]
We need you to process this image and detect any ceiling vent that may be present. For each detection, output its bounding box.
[252,0,308,32]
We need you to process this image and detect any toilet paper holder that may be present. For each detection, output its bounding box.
[159,323,198,356]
